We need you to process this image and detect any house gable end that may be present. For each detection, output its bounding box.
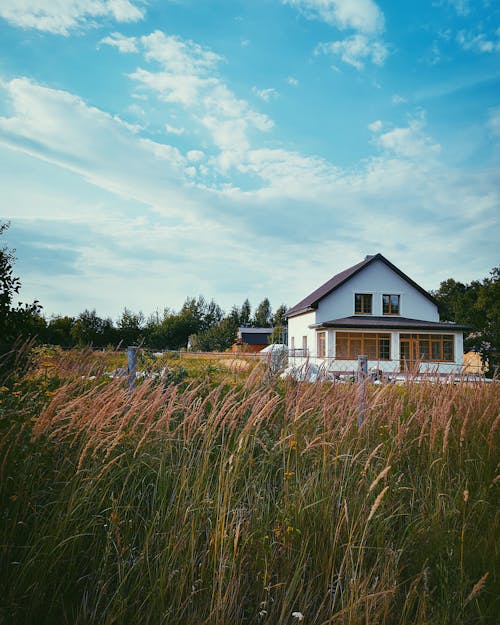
[286,253,436,319]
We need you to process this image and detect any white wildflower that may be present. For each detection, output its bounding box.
[292,612,304,621]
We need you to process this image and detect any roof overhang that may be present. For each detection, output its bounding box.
[309,316,470,332]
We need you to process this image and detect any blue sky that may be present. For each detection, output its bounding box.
[0,0,499,319]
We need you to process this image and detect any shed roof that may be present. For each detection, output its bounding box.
[286,253,437,318]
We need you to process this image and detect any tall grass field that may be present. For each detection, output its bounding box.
[0,348,498,624]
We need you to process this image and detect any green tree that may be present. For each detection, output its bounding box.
[0,222,42,349]
[45,316,76,347]
[432,268,500,375]
[239,299,252,326]
[116,308,144,346]
[71,310,115,348]
[189,317,239,352]
[253,297,272,327]
[270,303,288,343]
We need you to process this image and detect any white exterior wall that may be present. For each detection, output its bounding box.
[316,259,439,323]
[287,311,316,357]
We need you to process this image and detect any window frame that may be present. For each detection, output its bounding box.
[336,332,391,361]
[399,333,455,363]
[354,293,373,315]
[382,294,400,315]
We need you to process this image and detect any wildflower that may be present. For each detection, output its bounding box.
[292,611,304,620]
[259,610,267,617]
[45,391,57,397]
[463,489,469,503]
[9,495,18,502]
[289,439,297,448]
[284,471,295,479]
[0,386,9,393]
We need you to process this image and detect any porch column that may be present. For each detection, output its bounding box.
[455,332,463,365]
[391,331,399,368]
[328,330,336,359]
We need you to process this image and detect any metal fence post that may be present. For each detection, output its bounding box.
[357,354,368,427]
[127,346,138,391]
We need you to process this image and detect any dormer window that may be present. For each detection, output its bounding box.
[383,294,400,315]
[355,293,372,314]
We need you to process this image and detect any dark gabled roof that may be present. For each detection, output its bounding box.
[286,253,437,318]
[311,316,470,332]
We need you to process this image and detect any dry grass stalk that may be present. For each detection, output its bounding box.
[367,486,389,522]
[464,572,489,606]
[369,465,391,493]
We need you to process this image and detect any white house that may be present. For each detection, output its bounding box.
[286,254,468,375]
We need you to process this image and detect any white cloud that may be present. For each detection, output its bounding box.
[0,0,144,35]
[391,94,407,105]
[282,0,385,34]
[441,0,470,16]
[165,123,185,135]
[286,76,299,86]
[141,31,222,75]
[457,29,500,53]
[187,150,204,162]
[252,87,279,101]
[113,30,272,170]
[100,32,138,53]
[372,115,441,158]
[368,120,383,132]
[316,35,389,70]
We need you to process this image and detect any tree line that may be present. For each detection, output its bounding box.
[14,297,287,352]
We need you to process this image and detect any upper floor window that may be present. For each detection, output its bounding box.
[383,294,400,315]
[355,293,372,314]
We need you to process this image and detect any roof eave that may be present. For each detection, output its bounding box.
[285,305,317,319]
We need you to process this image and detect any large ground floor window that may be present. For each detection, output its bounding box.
[400,334,454,363]
[336,332,391,360]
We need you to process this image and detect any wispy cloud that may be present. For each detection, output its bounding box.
[457,29,500,53]
[438,0,471,17]
[282,0,385,34]
[252,87,279,101]
[316,35,389,70]
[286,76,299,86]
[371,114,441,158]
[391,94,407,105]
[0,0,145,35]
[100,32,138,53]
